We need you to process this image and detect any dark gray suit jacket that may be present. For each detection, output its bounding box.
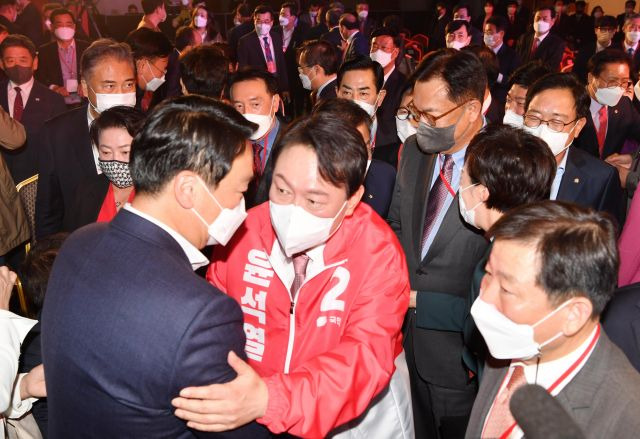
[388,135,488,388]
[465,331,640,438]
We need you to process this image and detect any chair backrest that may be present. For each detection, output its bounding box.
[16,174,38,245]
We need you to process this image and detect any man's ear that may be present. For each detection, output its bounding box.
[81,79,88,97]
[562,297,593,337]
[377,89,387,107]
[345,185,364,216]
[173,171,199,210]
[573,116,587,138]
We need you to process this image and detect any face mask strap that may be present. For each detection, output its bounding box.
[532,298,573,328]
[196,176,223,211]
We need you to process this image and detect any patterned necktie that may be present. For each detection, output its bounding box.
[597,105,608,158]
[421,154,454,252]
[530,38,540,57]
[482,365,527,438]
[629,48,634,57]
[252,142,264,176]
[13,87,23,122]
[263,36,276,73]
[291,253,310,299]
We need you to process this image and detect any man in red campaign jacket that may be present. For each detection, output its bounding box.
[172,114,413,438]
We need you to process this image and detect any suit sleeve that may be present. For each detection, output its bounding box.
[598,164,626,230]
[237,38,249,70]
[355,34,370,57]
[35,124,63,239]
[0,107,26,150]
[258,245,410,437]
[170,292,269,439]
[387,141,408,238]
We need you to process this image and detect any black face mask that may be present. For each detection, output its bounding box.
[5,65,33,85]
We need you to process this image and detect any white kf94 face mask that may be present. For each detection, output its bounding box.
[471,296,573,360]
[269,201,346,257]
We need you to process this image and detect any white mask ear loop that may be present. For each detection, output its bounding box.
[532,299,573,355]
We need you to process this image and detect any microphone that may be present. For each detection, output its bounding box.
[509,384,585,439]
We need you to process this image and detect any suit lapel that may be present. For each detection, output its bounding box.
[557,147,585,202]
[603,101,623,156]
[409,149,436,262]
[423,196,464,265]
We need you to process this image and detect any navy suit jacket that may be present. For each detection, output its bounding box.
[320,27,342,51]
[42,210,269,438]
[376,68,406,148]
[602,282,640,373]
[344,31,370,61]
[0,79,66,184]
[237,30,289,93]
[556,146,625,228]
[573,96,640,160]
[36,39,90,89]
[363,159,396,218]
[516,31,566,71]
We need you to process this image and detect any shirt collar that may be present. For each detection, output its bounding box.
[590,96,604,115]
[625,40,639,52]
[557,145,569,172]
[492,42,503,54]
[536,31,549,43]
[8,76,34,95]
[348,30,359,43]
[317,76,336,95]
[383,65,395,84]
[57,39,76,50]
[596,41,611,52]
[123,203,209,271]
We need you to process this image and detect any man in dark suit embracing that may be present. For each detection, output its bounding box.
[41,95,269,438]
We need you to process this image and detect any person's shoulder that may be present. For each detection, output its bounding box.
[31,80,64,103]
[595,334,640,395]
[44,103,87,128]
[239,30,257,43]
[604,283,640,318]
[38,40,57,53]
[568,146,616,176]
[370,158,397,180]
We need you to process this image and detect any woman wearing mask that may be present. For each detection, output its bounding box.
[458,124,557,379]
[190,4,224,45]
[63,107,145,232]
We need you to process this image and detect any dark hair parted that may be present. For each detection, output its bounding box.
[230,68,279,96]
[20,233,68,313]
[180,45,228,98]
[80,38,135,79]
[337,55,384,93]
[465,124,556,212]
[414,48,486,104]
[272,115,367,197]
[253,4,275,21]
[486,15,507,32]
[299,39,340,75]
[312,97,372,131]
[525,72,590,119]
[49,7,75,24]
[281,1,298,16]
[175,26,195,51]
[141,0,164,14]
[445,19,471,35]
[0,33,36,58]
[130,95,257,194]
[489,201,619,316]
[587,48,632,78]
[462,45,499,87]
[536,5,556,19]
[508,60,552,88]
[89,106,146,148]
[125,27,172,60]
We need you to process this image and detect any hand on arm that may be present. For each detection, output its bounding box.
[19,364,46,400]
[0,266,16,311]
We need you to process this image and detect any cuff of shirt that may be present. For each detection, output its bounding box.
[6,374,37,419]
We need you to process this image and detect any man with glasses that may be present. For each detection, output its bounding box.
[522,72,625,226]
[573,15,618,83]
[388,49,489,439]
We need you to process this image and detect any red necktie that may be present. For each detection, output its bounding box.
[13,87,23,122]
[252,142,264,176]
[597,105,608,158]
[421,154,454,252]
[141,90,153,112]
[530,38,539,57]
[483,365,527,438]
[291,253,310,298]
[263,36,276,73]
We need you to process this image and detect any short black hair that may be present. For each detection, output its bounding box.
[326,7,342,27]
[180,45,229,98]
[175,26,195,51]
[626,0,637,7]
[236,3,251,17]
[130,95,257,194]
[595,15,617,29]
[312,97,372,132]
[272,115,367,197]
[141,0,164,15]
[463,45,499,87]
[587,49,632,78]
[81,38,135,79]
[453,4,470,15]
[125,27,172,60]
[90,106,146,149]
[253,4,275,21]
[337,55,384,93]
[414,48,486,104]
[536,5,556,19]
[489,201,619,316]
[299,39,340,75]
[339,13,359,30]
[624,13,640,28]
[0,34,36,58]
[229,68,279,96]
[50,7,75,24]
[465,124,556,212]
[371,27,402,49]
[508,60,552,88]
[20,233,68,313]
[445,19,471,35]
[281,1,298,16]
[486,15,507,32]
[525,72,590,119]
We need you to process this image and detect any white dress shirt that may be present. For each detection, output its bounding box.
[258,32,277,66]
[0,310,38,425]
[589,97,607,133]
[282,25,294,52]
[550,147,569,200]
[123,203,209,271]
[624,40,639,56]
[483,326,599,439]
[383,64,395,85]
[7,77,34,118]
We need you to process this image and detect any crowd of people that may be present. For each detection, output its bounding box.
[2,0,640,438]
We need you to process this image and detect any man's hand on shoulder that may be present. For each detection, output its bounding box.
[172,351,268,432]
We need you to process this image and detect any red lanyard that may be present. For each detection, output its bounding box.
[492,325,601,439]
[437,154,456,197]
